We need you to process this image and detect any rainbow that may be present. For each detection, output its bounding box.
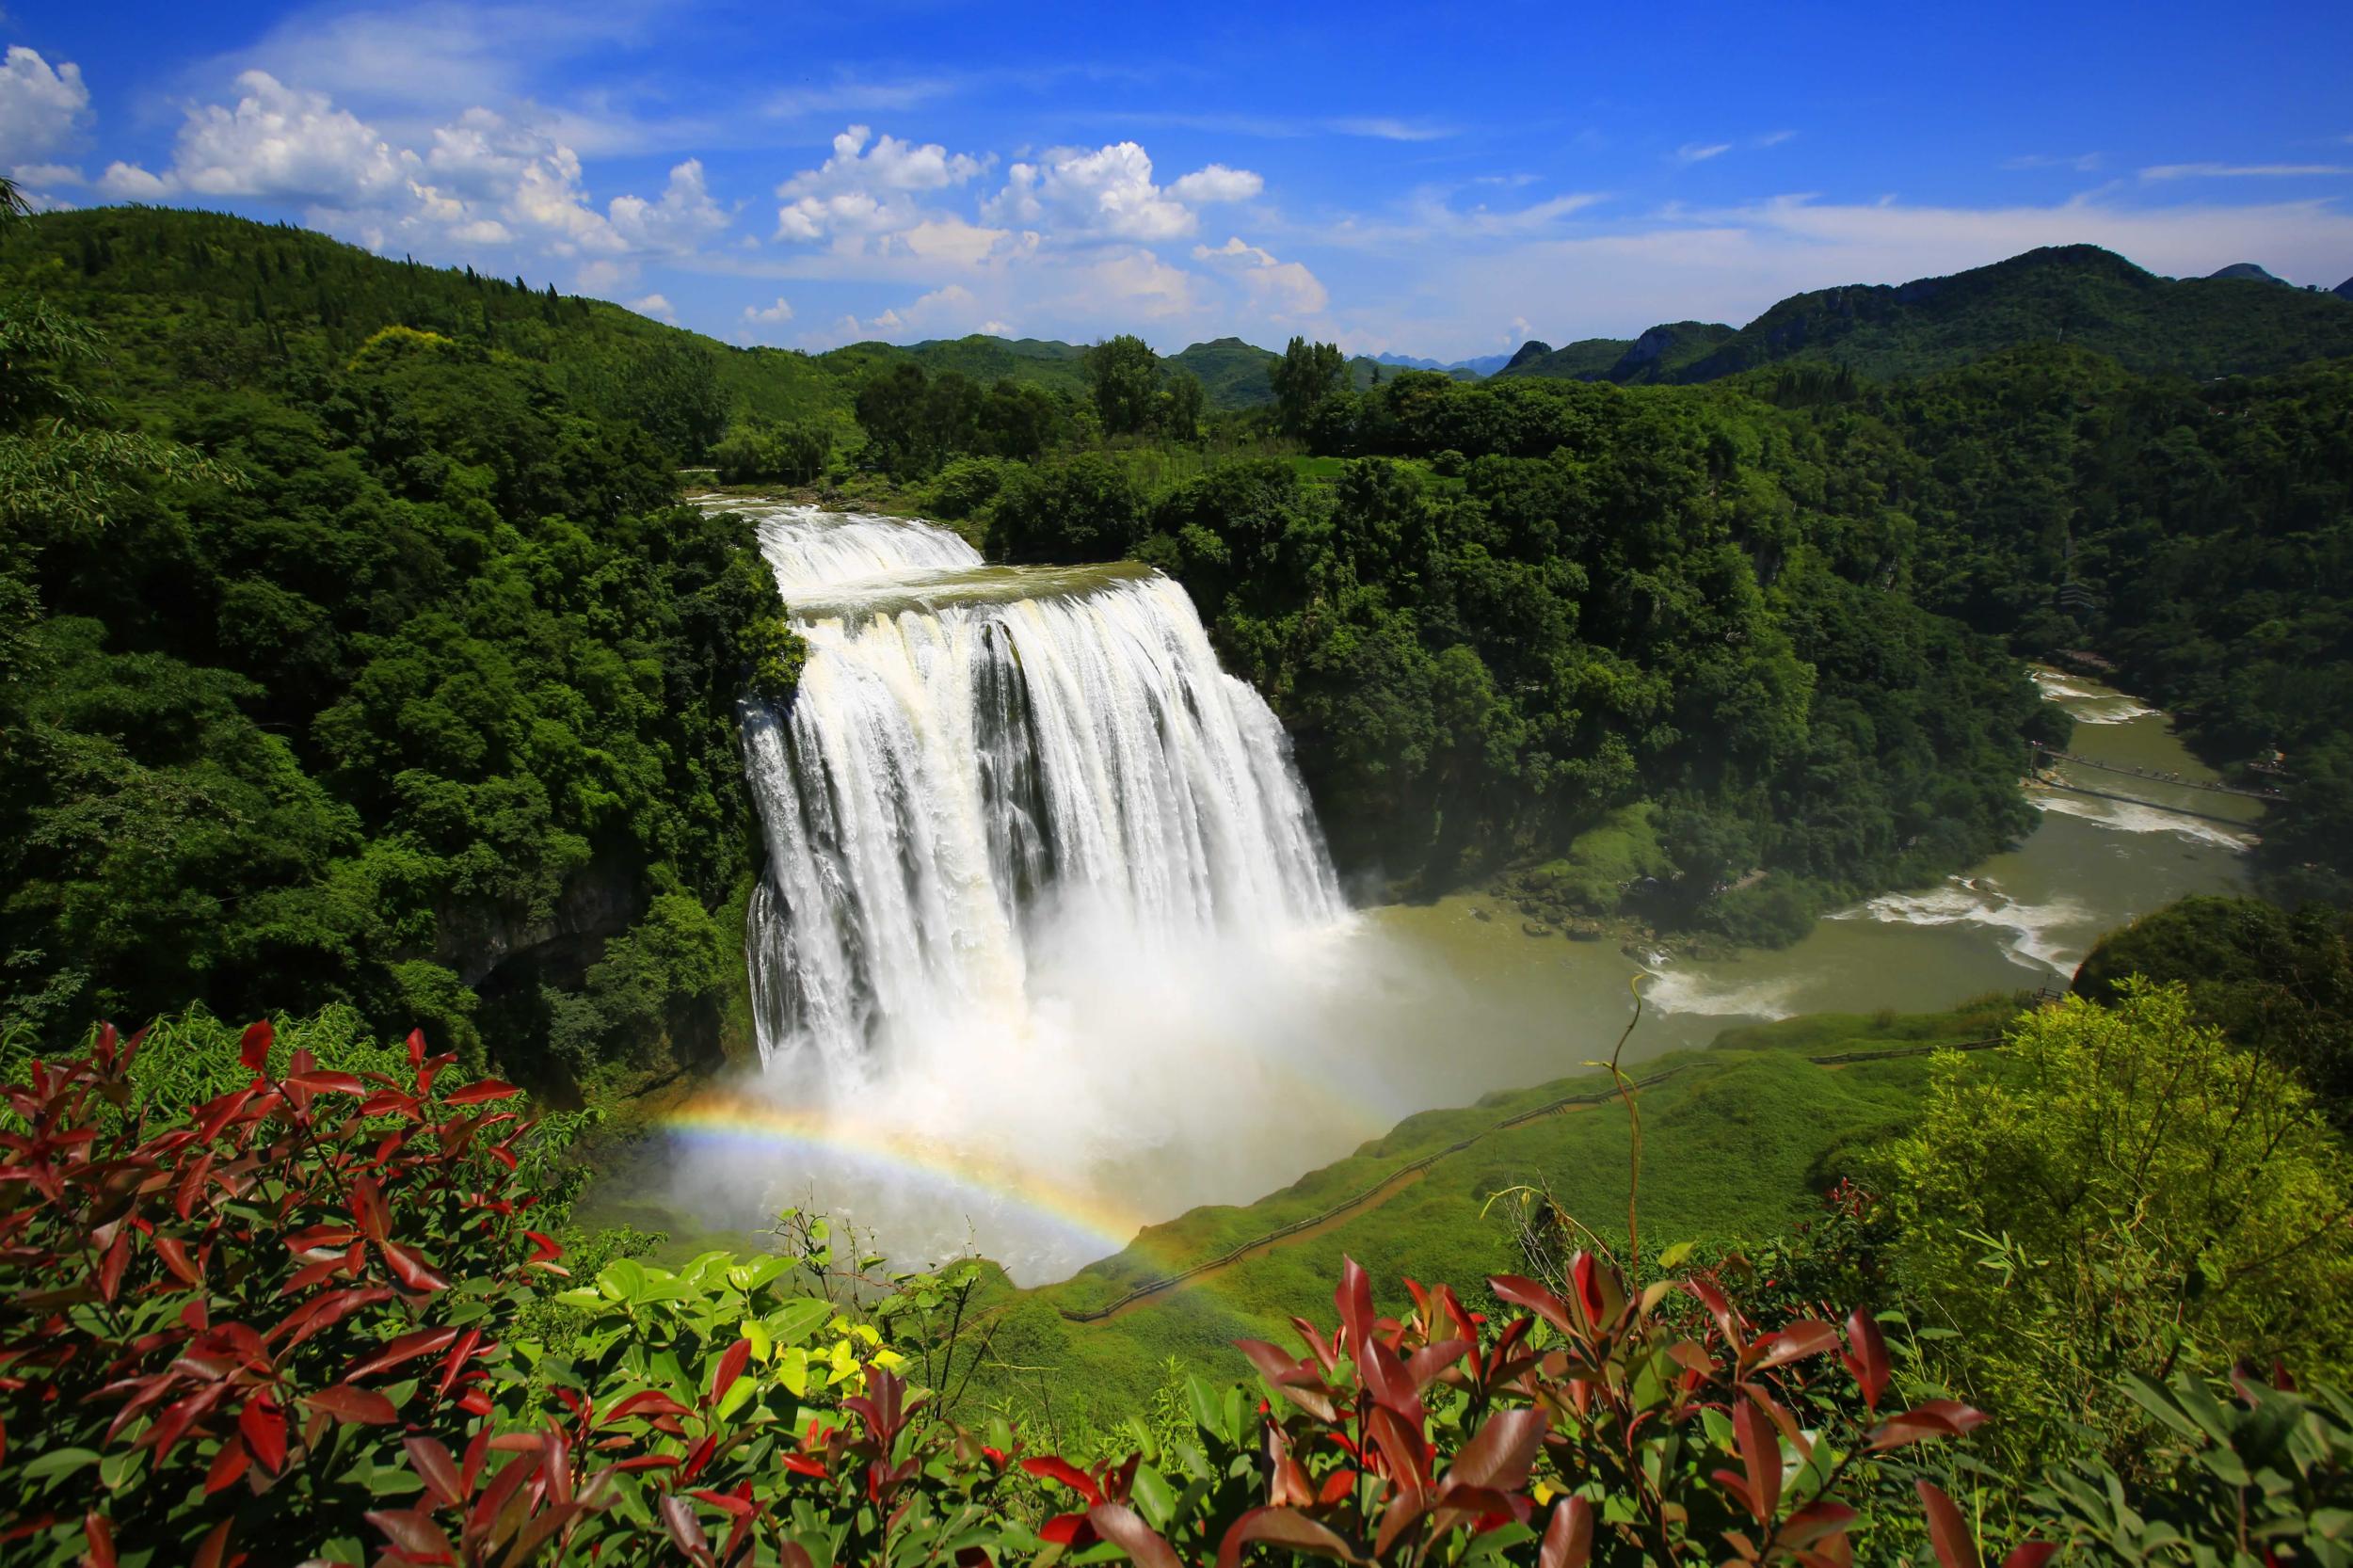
[659,1094,1163,1270]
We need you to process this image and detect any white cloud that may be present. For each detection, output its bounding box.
[11,161,83,188]
[172,71,417,202]
[1673,142,1733,165]
[1168,163,1262,204]
[984,141,1244,243]
[626,292,677,323]
[97,161,172,200]
[742,296,794,324]
[825,281,987,343]
[774,124,991,247]
[1193,235,1328,315]
[2140,162,2350,181]
[1756,129,1799,148]
[0,46,90,167]
[95,71,738,276]
[607,158,732,253]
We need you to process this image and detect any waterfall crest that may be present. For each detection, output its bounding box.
[727,498,1343,1146]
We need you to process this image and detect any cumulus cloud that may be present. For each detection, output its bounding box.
[774,124,991,246]
[984,142,1263,243]
[743,296,794,324]
[1167,163,1263,204]
[1193,235,1328,316]
[93,71,737,280]
[0,45,90,177]
[626,292,677,323]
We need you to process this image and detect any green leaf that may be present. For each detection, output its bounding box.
[766,1296,831,1348]
[20,1448,100,1483]
[1656,1240,1697,1271]
[1129,1463,1176,1530]
[776,1346,809,1398]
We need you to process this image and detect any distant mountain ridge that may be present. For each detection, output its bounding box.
[1498,246,2353,386]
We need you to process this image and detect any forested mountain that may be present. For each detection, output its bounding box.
[0,206,799,1089]
[1492,335,1634,379]
[1667,245,2353,381]
[1502,246,2353,386]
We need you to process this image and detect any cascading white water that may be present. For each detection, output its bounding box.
[707,498,1350,1279]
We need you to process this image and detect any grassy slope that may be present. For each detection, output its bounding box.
[968,1000,2016,1425]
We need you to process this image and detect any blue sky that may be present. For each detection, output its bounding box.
[4,0,2350,359]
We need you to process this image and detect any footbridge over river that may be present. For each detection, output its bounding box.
[2027,741,2285,826]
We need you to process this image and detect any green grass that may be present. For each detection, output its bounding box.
[951,998,2020,1429]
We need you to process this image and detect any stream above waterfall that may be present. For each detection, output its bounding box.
[585,500,2260,1285]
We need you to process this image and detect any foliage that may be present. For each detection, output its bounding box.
[1085,335,1207,440]
[2029,1367,2353,1566]
[0,1013,2019,1567]
[0,233,779,1084]
[1874,984,2353,1464]
[1271,337,1349,435]
[2074,896,2353,1120]
[985,454,1152,563]
[712,416,831,486]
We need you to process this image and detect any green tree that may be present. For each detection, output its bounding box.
[1084,333,1163,436]
[1270,335,1347,435]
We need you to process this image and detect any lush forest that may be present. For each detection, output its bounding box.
[0,206,799,1091]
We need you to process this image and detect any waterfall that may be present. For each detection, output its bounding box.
[732,501,1342,1077]
[700,498,1351,1277]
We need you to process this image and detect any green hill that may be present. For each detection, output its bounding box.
[1672,244,2353,382]
[1491,335,1632,380]
[8,205,857,457]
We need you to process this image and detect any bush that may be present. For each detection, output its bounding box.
[1,1016,2009,1566]
[1877,982,2353,1463]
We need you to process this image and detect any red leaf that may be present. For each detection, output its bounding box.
[347,1325,461,1383]
[1336,1255,1377,1355]
[192,1519,234,1568]
[659,1495,714,1568]
[83,1512,117,1568]
[349,1176,390,1245]
[604,1390,696,1424]
[712,1338,752,1407]
[239,1398,287,1472]
[2002,1544,2060,1568]
[304,1384,398,1426]
[97,1228,131,1304]
[238,1020,274,1075]
[1215,1506,1357,1568]
[1088,1502,1183,1568]
[1917,1480,1982,1568]
[1488,1274,1577,1340]
[365,1508,456,1562]
[407,1029,426,1068]
[378,1240,452,1294]
[1444,1408,1548,1494]
[1752,1319,1841,1372]
[1736,1397,1783,1524]
[1020,1455,1104,1505]
[1845,1308,1890,1411]
[442,1080,520,1105]
[205,1440,248,1496]
[286,1071,365,1096]
[154,1236,204,1288]
[1541,1496,1594,1568]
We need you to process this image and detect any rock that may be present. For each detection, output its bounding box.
[1471,907,1492,922]
[1522,921,1553,937]
[1563,919,1605,941]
